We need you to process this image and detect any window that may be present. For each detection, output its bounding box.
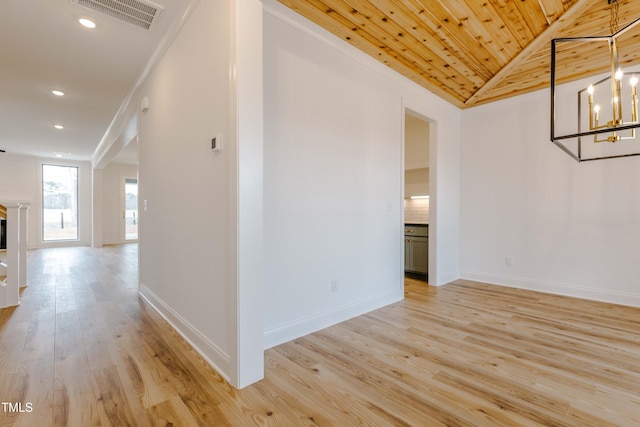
[42,164,78,241]
[125,178,138,240]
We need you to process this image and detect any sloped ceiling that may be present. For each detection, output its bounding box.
[278,0,640,108]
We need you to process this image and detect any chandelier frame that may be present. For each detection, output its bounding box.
[550,16,640,162]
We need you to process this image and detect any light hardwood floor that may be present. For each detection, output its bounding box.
[1,245,640,426]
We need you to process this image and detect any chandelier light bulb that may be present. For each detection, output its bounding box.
[594,104,600,113]
[587,84,594,95]
[630,76,638,87]
[615,68,624,81]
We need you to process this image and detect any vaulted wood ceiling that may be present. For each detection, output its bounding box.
[278,0,640,108]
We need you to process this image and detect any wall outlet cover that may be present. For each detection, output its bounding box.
[211,134,223,152]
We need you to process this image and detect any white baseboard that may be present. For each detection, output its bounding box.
[263,288,404,350]
[460,271,640,308]
[138,284,231,382]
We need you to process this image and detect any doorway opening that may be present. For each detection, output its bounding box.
[403,109,430,285]
[124,178,138,241]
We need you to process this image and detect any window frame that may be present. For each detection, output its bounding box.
[41,163,80,242]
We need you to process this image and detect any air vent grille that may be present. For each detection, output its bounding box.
[72,0,163,30]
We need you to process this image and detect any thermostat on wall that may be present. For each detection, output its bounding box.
[211,134,223,152]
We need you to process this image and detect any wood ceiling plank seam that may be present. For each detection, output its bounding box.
[488,0,538,49]
[340,0,484,89]
[276,0,468,106]
[414,0,518,69]
[557,3,638,38]
[482,2,640,102]
[550,38,640,81]
[466,83,549,105]
[509,52,609,78]
[402,0,509,76]
[345,0,484,96]
[487,66,576,97]
[335,0,482,94]
[389,0,495,82]
[512,0,553,36]
[428,0,517,65]
[366,0,491,85]
[464,0,596,107]
[537,0,575,26]
[478,48,622,105]
[537,0,555,26]
[492,0,539,49]
[316,0,476,99]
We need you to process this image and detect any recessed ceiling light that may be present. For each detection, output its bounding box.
[78,18,96,29]
[54,124,64,130]
[51,90,65,97]
[55,154,63,158]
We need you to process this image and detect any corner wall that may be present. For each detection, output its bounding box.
[460,86,640,306]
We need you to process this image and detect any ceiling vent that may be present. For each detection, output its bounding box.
[71,0,164,30]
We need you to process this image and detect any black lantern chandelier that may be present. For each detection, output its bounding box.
[551,0,640,162]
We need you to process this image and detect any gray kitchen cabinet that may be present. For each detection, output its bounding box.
[404,238,411,271]
[404,225,428,275]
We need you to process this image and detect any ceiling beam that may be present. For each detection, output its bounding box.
[464,0,595,107]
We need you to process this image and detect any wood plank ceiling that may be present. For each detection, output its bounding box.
[278,0,640,108]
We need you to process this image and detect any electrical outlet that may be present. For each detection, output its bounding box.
[331,279,339,293]
[505,256,514,267]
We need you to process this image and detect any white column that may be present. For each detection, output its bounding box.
[18,203,29,288]
[231,0,264,389]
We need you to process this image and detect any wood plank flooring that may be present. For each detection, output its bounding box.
[1,245,640,426]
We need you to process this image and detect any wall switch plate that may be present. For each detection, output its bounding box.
[505,256,514,267]
[331,279,339,293]
[211,134,223,152]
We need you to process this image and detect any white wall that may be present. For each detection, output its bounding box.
[262,1,461,348]
[0,152,92,248]
[137,0,234,380]
[404,115,430,198]
[0,153,38,246]
[460,86,640,306]
[100,163,137,245]
[405,114,430,169]
[136,0,264,388]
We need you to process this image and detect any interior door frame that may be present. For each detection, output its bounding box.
[402,106,435,284]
